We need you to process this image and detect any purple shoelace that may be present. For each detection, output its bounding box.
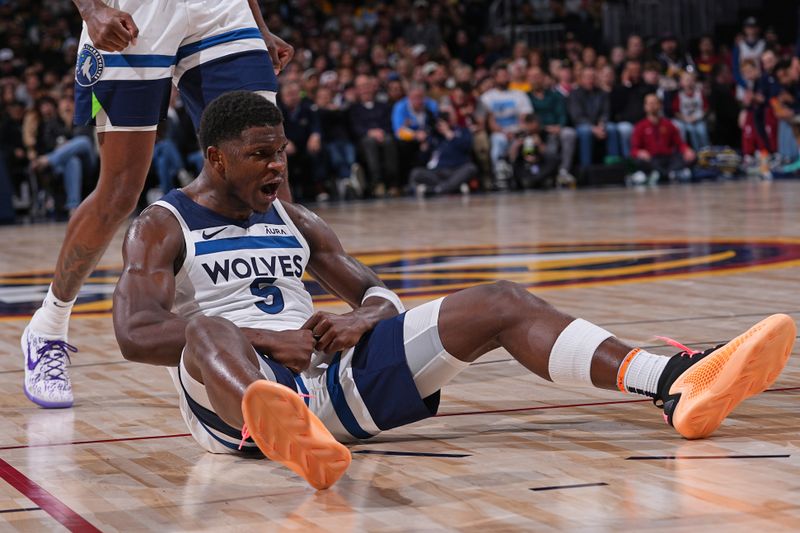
[36,340,77,381]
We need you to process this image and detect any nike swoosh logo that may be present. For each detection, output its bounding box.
[27,339,38,371]
[202,228,226,240]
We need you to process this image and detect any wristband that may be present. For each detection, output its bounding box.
[362,286,405,313]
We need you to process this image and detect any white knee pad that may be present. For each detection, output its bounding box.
[548,319,613,387]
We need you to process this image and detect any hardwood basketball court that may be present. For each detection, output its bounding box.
[1,181,798,531]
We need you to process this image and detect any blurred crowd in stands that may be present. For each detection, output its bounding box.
[1,0,800,217]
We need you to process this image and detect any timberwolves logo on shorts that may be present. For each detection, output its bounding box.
[75,44,104,87]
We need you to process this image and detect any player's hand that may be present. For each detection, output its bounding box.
[262,31,294,75]
[84,3,139,52]
[262,329,315,374]
[303,311,369,354]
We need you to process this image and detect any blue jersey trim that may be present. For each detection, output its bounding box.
[177,27,263,61]
[102,54,177,68]
[326,353,374,440]
[255,353,299,391]
[177,368,260,454]
[200,423,257,452]
[294,375,311,407]
[195,235,303,256]
[160,190,286,231]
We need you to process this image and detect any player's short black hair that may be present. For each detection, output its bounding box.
[198,91,283,153]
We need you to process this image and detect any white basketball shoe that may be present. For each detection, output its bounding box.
[22,325,76,408]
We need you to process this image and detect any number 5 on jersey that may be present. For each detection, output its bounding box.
[250,277,285,314]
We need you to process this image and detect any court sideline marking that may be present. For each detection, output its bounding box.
[1,386,797,452]
[0,459,101,532]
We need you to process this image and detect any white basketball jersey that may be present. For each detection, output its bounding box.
[153,190,314,330]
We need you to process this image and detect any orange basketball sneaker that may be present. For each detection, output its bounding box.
[241,380,351,490]
[654,314,796,439]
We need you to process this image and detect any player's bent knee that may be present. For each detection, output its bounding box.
[487,281,545,319]
[490,280,526,300]
[185,315,236,341]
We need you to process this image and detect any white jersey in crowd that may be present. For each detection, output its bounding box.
[480,88,533,133]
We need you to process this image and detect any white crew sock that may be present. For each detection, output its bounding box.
[619,349,670,398]
[28,285,75,338]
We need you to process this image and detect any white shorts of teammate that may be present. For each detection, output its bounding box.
[74,0,278,132]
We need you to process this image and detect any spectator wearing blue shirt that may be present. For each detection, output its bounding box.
[392,83,438,192]
[392,83,439,141]
[409,108,477,196]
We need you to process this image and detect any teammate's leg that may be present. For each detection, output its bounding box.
[180,315,350,490]
[431,281,795,439]
[50,131,155,302]
[23,131,155,408]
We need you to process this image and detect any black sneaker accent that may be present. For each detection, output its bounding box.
[654,343,726,426]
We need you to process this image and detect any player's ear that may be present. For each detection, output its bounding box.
[207,146,225,174]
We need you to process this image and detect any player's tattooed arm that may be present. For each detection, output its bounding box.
[282,202,398,353]
[113,207,189,366]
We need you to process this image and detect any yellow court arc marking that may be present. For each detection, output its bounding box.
[2,237,800,278]
[72,300,113,313]
[2,240,800,322]
[373,251,735,290]
[351,245,644,265]
[376,251,691,273]
[0,277,120,285]
[2,257,800,323]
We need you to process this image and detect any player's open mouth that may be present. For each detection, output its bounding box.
[260,180,281,198]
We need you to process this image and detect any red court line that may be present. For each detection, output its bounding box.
[436,397,649,417]
[1,387,798,451]
[0,459,101,532]
[435,386,800,417]
[0,432,191,451]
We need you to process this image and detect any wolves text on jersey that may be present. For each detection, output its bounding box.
[201,255,304,284]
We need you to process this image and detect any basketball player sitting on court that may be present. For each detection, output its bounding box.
[113,91,796,491]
